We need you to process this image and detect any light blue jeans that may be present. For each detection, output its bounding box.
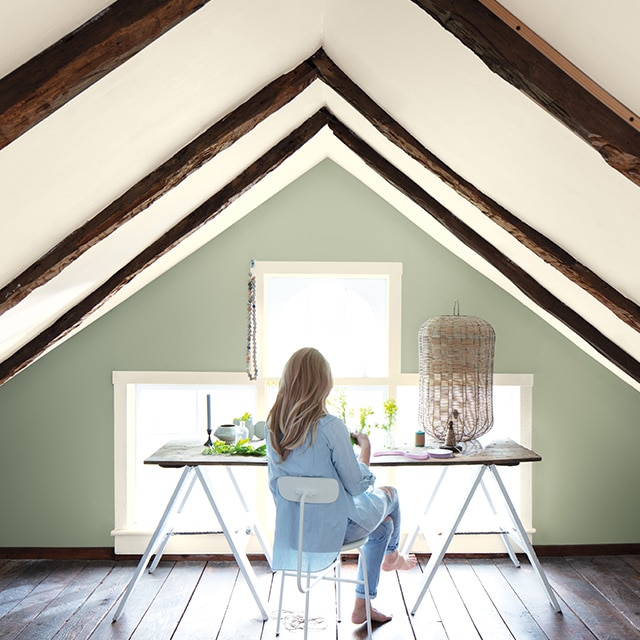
[343,486,400,599]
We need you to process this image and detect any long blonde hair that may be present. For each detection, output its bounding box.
[268,347,333,461]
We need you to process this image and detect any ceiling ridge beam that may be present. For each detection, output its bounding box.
[0,110,332,386]
[0,57,318,315]
[0,0,212,150]
[310,50,640,334]
[409,0,640,187]
[325,113,640,384]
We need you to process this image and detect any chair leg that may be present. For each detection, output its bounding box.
[336,556,342,622]
[276,570,286,636]
[359,549,373,639]
[304,573,311,640]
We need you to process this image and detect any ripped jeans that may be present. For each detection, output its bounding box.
[343,486,400,599]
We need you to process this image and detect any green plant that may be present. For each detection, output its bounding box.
[202,439,266,457]
[374,398,397,432]
[383,398,397,431]
[328,387,350,424]
[358,406,373,435]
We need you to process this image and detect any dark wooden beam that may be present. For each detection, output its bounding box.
[0,111,330,386]
[0,0,211,149]
[326,114,640,384]
[5,48,639,339]
[409,0,640,187]
[2,48,638,385]
[4,109,638,387]
[311,50,640,335]
[0,58,317,315]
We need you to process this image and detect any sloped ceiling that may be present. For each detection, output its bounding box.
[1,0,639,390]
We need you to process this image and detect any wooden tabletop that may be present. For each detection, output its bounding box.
[370,438,541,467]
[144,437,540,468]
[144,438,269,467]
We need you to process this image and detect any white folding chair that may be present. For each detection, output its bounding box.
[275,475,372,639]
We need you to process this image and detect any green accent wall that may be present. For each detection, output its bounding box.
[1,159,638,548]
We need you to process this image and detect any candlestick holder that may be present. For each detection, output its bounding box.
[204,425,213,447]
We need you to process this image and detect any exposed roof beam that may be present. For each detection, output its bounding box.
[0,59,317,315]
[0,0,211,149]
[480,0,639,130]
[328,114,640,385]
[411,0,640,187]
[0,110,330,385]
[3,110,639,386]
[3,51,639,338]
[310,50,640,333]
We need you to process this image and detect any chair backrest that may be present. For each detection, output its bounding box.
[276,475,343,584]
[277,476,339,505]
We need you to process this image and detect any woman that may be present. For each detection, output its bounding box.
[267,347,416,624]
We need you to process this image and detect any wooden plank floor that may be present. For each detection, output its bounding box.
[1,555,639,639]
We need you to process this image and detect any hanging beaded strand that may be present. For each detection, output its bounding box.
[246,260,258,380]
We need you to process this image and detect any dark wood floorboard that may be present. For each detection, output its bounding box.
[449,558,530,640]
[493,557,595,640]
[543,557,640,640]
[1,555,639,639]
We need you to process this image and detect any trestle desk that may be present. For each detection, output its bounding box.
[112,439,272,622]
[371,438,560,614]
[112,437,559,622]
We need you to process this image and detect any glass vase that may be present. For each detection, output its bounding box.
[383,430,395,449]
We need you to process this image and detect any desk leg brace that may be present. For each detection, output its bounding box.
[148,471,199,574]
[479,476,520,568]
[488,465,561,613]
[402,467,450,556]
[112,466,196,622]
[197,467,269,620]
[226,467,273,567]
[409,464,561,615]
[411,465,486,615]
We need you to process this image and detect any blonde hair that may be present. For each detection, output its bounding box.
[268,347,333,461]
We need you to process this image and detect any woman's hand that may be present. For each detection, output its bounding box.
[350,431,371,466]
[350,431,368,447]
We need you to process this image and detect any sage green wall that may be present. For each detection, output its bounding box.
[1,160,639,548]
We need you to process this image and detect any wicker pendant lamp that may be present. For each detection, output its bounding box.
[418,302,496,446]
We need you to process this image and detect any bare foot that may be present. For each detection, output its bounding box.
[381,550,417,572]
[351,599,393,625]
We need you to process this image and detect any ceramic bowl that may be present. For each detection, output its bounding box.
[214,424,237,443]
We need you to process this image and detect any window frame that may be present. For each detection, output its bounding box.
[253,261,403,409]
[112,261,534,555]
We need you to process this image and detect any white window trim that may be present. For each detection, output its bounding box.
[113,260,534,555]
[112,370,533,555]
[112,370,258,555]
[253,261,403,390]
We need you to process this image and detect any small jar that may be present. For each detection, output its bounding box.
[415,430,425,447]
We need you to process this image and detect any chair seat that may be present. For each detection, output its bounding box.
[340,536,369,552]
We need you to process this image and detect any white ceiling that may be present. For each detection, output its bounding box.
[1,0,639,388]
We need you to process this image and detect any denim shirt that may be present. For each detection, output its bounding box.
[267,414,384,572]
